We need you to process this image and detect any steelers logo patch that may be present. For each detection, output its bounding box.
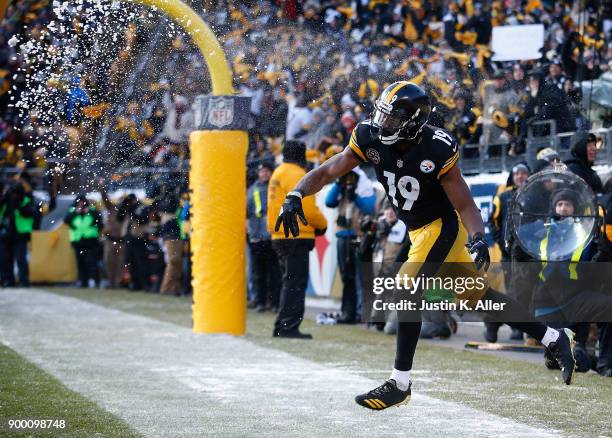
[366,148,380,164]
[420,160,435,173]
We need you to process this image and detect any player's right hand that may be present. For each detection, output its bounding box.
[275,190,307,238]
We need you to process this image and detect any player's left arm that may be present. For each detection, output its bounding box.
[440,165,490,271]
[430,128,481,236]
[440,166,484,237]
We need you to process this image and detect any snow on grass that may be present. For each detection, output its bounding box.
[0,288,559,438]
[45,287,612,436]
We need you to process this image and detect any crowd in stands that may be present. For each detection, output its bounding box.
[226,0,611,167]
[1,0,611,187]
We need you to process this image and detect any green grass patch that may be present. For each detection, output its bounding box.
[0,342,140,438]
[48,287,612,436]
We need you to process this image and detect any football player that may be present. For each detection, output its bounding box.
[275,82,577,410]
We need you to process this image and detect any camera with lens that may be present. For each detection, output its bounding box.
[339,171,359,201]
[375,219,393,240]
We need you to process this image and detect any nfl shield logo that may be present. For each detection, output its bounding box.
[208,97,234,128]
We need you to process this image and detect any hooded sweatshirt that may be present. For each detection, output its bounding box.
[564,134,603,194]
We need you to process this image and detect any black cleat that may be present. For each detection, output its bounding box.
[546,328,576,385]
[544,347,560,370]
[355,379,411,410]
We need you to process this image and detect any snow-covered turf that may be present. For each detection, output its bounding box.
[0,288,558,437]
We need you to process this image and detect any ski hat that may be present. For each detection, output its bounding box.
[551,189,580,213]
[283,141,306,164]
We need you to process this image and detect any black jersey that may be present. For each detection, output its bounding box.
[348,121,460,230]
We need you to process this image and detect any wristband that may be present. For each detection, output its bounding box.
[287,190,303,199]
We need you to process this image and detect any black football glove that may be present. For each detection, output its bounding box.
[466,232,490,272]
[274,190,307,238]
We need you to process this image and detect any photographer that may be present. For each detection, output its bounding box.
[484,163,530,343]
[361,204,408,333]
[158,194,183,295]
[247,162,281,312]
[325,165,376,324]
[64,194,103,288]
[373,205,407,265]
[0,181,36,287]
[118,194,150,291]
[531,189,612,375]
[97,179,126,289]
[592,179,612,376]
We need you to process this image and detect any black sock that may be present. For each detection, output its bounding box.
[482,288,547,341]
[394,321,422,371]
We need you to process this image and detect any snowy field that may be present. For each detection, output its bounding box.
[1,288,610,437]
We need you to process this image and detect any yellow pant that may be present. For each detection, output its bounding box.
[398,211,488,304]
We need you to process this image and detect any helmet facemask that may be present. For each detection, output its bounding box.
[371,99,427,145]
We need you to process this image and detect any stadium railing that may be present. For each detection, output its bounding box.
[3,125,610,192]
[460,124,610,174]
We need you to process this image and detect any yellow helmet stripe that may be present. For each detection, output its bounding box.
[385,81,409,104]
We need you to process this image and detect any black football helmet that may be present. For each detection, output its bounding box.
[371,81,431,144]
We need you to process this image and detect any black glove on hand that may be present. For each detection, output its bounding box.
[275,190,307,238]
[466,232,490,272]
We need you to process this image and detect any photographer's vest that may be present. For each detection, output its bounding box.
[68,207,100,242]
[538,226,587,281]
[6,197,34,235]
[253,186,264,218]
[15,197,34,234]
[176,207,186,240]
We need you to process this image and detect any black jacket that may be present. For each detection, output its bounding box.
[595,192,612,262]
[565,134,603,194]
[523,82,574,133]
[0,194,36,241]
[488,188,516,256]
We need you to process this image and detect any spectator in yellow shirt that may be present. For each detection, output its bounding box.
[267,141,327,339]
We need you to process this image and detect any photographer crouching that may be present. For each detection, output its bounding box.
[325,164,376,324]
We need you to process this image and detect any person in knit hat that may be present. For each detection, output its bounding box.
[565,133,603,194]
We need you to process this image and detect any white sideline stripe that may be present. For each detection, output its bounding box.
[0,289,556,438]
